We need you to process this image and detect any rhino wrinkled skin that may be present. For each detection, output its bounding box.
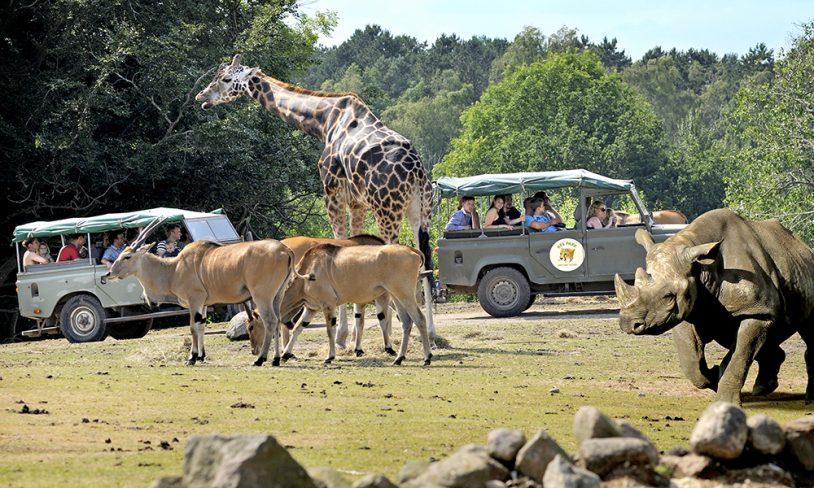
[614,208,814,405]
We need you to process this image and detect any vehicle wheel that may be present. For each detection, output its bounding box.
[109,319,154,340]
[524,294,537,311]
[59,295,108,343]
[477,267,531,318]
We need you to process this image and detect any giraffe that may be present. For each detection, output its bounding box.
[195,54,435,344]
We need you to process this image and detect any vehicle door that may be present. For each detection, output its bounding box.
[528,228,587,282]
[584,194,647,280]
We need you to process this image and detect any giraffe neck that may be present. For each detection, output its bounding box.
[247,71,364,143]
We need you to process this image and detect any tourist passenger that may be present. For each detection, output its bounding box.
[483,196,515,229]
[101,231,126,268]
[57,234,87,262]
[157,224,184,258]
[445,196,480,231]
[22,238,50,268]
[38,242,54,263]
[586,200,617,229]
[523,198,560,233]
[500,194,523,224]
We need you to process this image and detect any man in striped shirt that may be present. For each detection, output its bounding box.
[156,224,184,258]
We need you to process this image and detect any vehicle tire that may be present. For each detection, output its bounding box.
[477,267,531,318]
[109,319,154,340]
[524,294,537,311]
[59,295,108,343]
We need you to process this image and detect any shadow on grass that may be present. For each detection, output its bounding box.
[460,308,619,321]
[741,391,811,410]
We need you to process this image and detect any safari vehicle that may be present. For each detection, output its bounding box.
[13,207,240,343]
[434,169,686,317]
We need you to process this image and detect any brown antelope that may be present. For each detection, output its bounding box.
[105,219,294,367]
[608,209,688,226]
[280,234,394,357]
[248,244,432,366]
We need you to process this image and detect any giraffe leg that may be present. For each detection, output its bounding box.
[336,203,367,348]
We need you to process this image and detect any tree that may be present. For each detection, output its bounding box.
[594,37,632,71]
[381,70,474,170]
[0,0,332,241]
[622,56,697,138]
[435,51,667,192]
[724,23,814,242]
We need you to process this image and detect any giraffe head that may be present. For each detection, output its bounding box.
[196,54,256,109]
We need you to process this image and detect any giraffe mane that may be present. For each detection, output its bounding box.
[256,70,367,105]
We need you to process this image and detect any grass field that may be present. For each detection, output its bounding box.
[1,297,812,487]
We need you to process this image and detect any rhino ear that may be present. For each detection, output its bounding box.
[684,241,720,266]
[615,273,640,308]
[635,229,655,253]
[634,267,650,287]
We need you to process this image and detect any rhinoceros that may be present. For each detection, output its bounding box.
[614,208,814,405]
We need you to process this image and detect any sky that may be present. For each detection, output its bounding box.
[302,0,812,61]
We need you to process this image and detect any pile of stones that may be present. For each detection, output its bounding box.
[150,402,814,487]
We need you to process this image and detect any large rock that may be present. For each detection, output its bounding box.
[543,454,600,488]
[404,444,509,488]
[747,414,785,456]
[396,460,432,484]
[226,311,250,341]
[573,406,622,443]
[183,434,316,488]
[785,415,814,470]
[309,467,351,488]
[615,420,651,444]
[690,402,748,460]
[487,428,526,465]
[350,474,397,488]
[659,454,714,478]
[578,437,659,478]
[515,429,570,480]
[148,476,183,488]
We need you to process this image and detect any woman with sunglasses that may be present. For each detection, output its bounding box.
[586,200,617,229]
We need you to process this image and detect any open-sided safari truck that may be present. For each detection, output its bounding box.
[13,207,240,342]
[435,169,686,317]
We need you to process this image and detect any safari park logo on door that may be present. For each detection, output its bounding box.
[549,238,585,272]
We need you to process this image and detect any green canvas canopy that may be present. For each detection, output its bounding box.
[12,207,225,242]
[434,169,635,198]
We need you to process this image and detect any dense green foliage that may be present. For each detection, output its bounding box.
[0,0,332,240]
[434,52,665,190]
[723,22,814,241]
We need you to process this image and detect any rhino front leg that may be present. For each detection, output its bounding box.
[799,327,814,404]
[715,318,770,405]
[672,322,719,391]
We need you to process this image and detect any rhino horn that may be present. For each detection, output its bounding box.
[683,241,721,266]
[634,267,650,287]
[614,273,639,308]
[231,54,242,66]
[634,229,655,253]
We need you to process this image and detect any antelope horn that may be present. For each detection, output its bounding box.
[131,217,168,249]
[614,274,639,308]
